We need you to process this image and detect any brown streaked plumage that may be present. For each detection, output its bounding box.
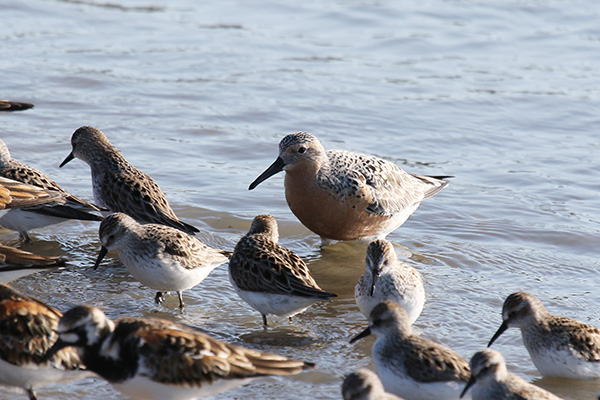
[0,244,67,283]
[45,305,315,400]
[0,284,90,400]
[460,349,563,400]
[59,126,199,235]
[488,292,600,379]
[228,214,336,326]
[0,176,66,212]
[0,100,34,112]
[350,301,470,400]
[249,132,450,245]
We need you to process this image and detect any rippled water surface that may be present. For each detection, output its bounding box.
[2,0,600,399]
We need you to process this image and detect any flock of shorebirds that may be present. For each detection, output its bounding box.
[1,100,600,400]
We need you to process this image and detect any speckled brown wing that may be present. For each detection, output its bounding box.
[99,169,198,234]
[0,244,67,267]
[0,284,83,370]
[144,224,229,269]
[324,151,446,218]
[400,336,470,384]
[549,316,600,362]
[1,164,102,211]
[230,234,335,298]
[0,100,34,111]
[120,318,312,386]
[0,176,66,210]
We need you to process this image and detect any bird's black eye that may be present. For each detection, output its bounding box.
[298,147,306,154]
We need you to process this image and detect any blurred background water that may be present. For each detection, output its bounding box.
[2,0,600,398]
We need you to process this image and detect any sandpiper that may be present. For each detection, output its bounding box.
[228,214,337,326]
[95,212,230,309]
[0,139,103,240]
[0,100,34,111]
[488,292,600,380]
[59,126,199,235]
[44,305,316,400]
[249,132,450,245]
[342,368,405,400]
[0,284,90,400]
[0,244,67,283]
[350,301,470,400]
[355,239,425,324]
[460,349,563,399]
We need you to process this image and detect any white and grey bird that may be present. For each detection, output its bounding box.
[355,239,425,324]
[488,292,600,380]
[44,305,316,400]
[350,301,471,400]
[0,244,67,283]
[228,214,337,327]
[0,139,103,240]
[460,349,563,400]
[95,212,230,309]
[59,126,198,235]
[342,368,405,400]
[0,284,91,400]
[249,132,450,245]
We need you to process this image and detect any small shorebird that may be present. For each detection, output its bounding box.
[229,214,336,327]
[460,349,563,399]
[350,301,470,400]
[0,100,34,112]
[0,244,67,283]
[248,132,450,245]
[342,368,405,400]
[355,239,425,324]
[44,305,316,400]
[0,284,90,400]
[488,292,600,380]
[59,126,199,235]
[95,212,230,309]
[0,139,103,240]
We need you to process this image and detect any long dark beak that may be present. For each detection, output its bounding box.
[94,246,108,270]
[460,375,476,399]
[488,321,508,347]
[59,152,75,168]
[41,338,70,363]
[349,327,371,344]
[248,157,285,190]
[369,270,380,297]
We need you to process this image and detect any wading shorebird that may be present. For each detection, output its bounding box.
[0,100,34,112]
[44,305,316,400]
[60,126,199,235]
[350,301,471,400]
[488,292,600,380]
[460,349,563,400]
[355,239,425,324]
[248,132,450,245]
[0,139,103,241]
[342,368,405,400]
[0,284,90,400]
[95,212,231,310]
[229,214,336,327]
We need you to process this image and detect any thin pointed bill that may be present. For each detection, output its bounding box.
[41,338,70,363]
[94,246,109,270]
[369,270,380,297]
[59,152,75,168]
[488,320,508,347]
[349,327,371,344]
[460,376,476,399]
[248,157,285,190]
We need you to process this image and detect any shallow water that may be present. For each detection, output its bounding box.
[2,0,600,399]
